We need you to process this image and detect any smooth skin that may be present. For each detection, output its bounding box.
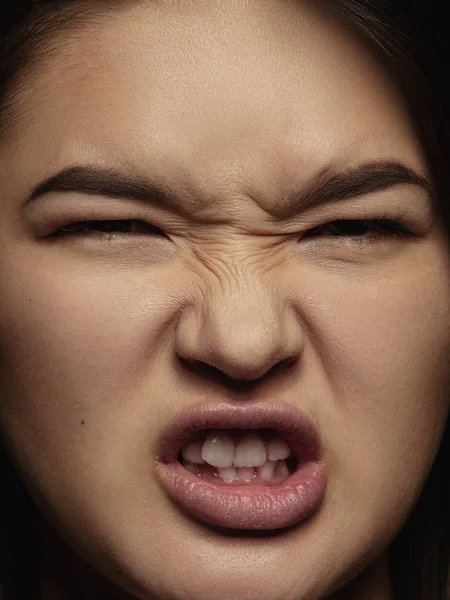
[1,1,450,599]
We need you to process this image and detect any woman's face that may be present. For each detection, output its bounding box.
[1,1,449,599]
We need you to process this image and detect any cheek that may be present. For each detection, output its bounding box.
[1,239,450,450]
[303,236,450,406]
[0,254,181,444]
[0,234,449,598]
[304,246,450,541]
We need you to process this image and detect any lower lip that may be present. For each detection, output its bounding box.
[156,459,327,530]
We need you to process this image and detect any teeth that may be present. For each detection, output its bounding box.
[181,431,294,470]
[267,436,291,461]
[218,466,237,482]
[184,458,292,483]
[257,458,277,481]
[201,430,235,468]
[233,433,267,468]
[181,439,205,464]
[183,461,200,475]
[274,460,290,478]
[236,467,254,482]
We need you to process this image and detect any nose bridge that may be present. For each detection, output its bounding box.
[175,268,304,382]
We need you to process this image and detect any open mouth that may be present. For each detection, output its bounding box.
[177,428,299,486]
[155,400,326,529]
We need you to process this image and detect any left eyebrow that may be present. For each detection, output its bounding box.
[24,160,433,219]
[271,160,433,220]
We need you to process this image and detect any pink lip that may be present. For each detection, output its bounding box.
[154,399,327,530]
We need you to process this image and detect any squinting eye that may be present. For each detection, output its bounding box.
[49,219,165,239]
[302,219,411,240]
[48,217,412,243]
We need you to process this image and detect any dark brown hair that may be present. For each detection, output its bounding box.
[0,1,449,599]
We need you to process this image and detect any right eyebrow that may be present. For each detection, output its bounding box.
[25,165,189,216]
[24,160,433,219]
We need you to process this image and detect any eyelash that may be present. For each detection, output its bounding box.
[52,219,164,238]
[49,211,412,243]
[301,212,412,243]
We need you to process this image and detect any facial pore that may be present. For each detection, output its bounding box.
[0,1,449,599]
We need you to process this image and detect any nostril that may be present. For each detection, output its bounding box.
[181,355,296,387]
[183,359,262,390]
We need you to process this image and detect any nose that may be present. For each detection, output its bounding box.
[174,293,304,385]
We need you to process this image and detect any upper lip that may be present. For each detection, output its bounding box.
[156,398,322,465]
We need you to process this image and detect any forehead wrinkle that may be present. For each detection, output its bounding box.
[0,1,145,146]
[2,0,428,226]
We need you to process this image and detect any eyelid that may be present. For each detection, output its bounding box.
[25,203,164,238]
[304,205,432,234]
[28,198,433,241]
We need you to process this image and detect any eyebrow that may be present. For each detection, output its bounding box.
[25,160,432,219]
[274,160,432,219]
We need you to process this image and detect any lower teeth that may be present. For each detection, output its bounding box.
[181,458,295,484]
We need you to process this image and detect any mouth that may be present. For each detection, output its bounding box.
[155,399,327,530]
[176,427,299,486]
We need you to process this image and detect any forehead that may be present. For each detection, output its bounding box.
[1,0,426,211]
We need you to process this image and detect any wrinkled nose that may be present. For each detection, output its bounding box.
[175,299,304,384]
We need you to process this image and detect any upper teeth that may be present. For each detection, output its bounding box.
[181,430,291,468]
